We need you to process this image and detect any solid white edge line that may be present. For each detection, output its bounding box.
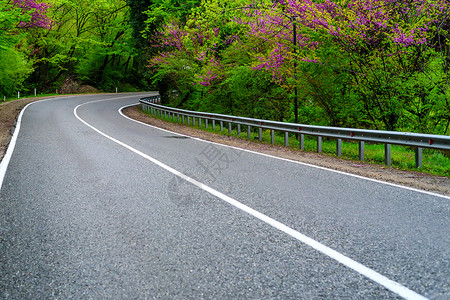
[0,97,70,191]
[76,98,428,299]
[0,94,145,192]
[120,103,450,201]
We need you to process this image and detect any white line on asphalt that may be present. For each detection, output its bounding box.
[119,103,450,201]
[0,94,145,192]
[74,98,428,299]
[0,97,67,191]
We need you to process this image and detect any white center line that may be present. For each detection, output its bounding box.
[75,97,428,300]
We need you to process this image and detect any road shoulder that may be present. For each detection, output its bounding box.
[0,97,57,161]
[123,105,450,197]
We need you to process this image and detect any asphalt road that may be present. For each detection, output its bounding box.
[0,93,448,299]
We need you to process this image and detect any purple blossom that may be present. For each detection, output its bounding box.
[13,0,52,29]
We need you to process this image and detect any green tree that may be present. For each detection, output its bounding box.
[26,0,143,92]
[0,0,49,96]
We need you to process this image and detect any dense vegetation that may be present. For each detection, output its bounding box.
[1,0,146,95]
[1,0,449,135]
[146,0,449,135]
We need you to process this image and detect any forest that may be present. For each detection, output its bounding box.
[1,0,449,135]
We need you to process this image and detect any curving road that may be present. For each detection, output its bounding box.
[0,93,448,299]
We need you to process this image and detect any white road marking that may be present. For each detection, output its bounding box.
[74,98,428,299]
[120,103,450,200]
[0,94,144,192]
[0,97,67,191]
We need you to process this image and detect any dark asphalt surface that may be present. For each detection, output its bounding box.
[0,93,448,299]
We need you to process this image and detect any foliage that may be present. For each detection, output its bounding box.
[0,0,51,96]
[0,0,448,136]
[0,47,32,95]
[0,0,149,95]
[23,0,145,92]
[12,0,52,29]
[148,0,450,135]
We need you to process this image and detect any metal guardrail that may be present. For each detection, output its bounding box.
[141,95,161,104]
[140,96,450,168]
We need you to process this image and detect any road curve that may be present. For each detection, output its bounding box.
[0,93,448,299]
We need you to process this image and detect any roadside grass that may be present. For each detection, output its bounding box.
[147,109,450,178]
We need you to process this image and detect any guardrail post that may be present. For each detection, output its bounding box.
[177,114,180,123]
[237,124,241,136]
[271,130,275,144]
[205,119,208,129]
[247,126,251,138]
[385,144,391,166]
[359,141,365,161]
[317,136,322,153]
[182,115,185,124]
[220,121,223,131]
[299,134,304,150]
[199,118,202,127]
[212,120,215,130]
[228,122,232,134]
[193,117,196,126]
[285,132,289,147]
[164,111,167,119]
[336,139,342,157]
[188,116,190,125]
[258,127,262,141]
[415,147,423,168]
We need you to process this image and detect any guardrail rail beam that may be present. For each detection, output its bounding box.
[140,97,450,170]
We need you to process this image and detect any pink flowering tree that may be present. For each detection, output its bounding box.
[148,0,449,132]
[246,0,450,131]
[148,0,248,109]
[148,0,290,118]
[13,0,52,29]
